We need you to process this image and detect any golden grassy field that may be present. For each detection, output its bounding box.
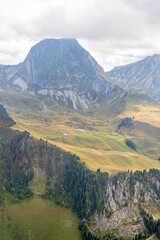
[1,90,160,175]
[120,93,160,130]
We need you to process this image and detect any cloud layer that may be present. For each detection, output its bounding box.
[1,0,160,70]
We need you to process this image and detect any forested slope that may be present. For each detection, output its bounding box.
[0,105,159,239]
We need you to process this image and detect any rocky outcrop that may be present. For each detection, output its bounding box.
[92,206,145,237]
[90,171,160,238]
[36,88,91,112]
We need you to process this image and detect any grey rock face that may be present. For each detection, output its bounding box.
[92,206,145,237]
[107,54,160,102]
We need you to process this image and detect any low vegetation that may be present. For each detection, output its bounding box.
[139,206,160,239]
[125,139,136,151]
[118,117,134,130]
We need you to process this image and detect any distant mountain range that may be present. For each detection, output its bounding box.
[0,38,159,118]
[107,54,160,102]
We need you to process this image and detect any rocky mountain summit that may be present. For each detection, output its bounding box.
[107,54,160,102]
[0,38,125,113]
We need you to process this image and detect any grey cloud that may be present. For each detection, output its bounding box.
[28,0,144,40]
[7,0,146,40]
[1,0,160,69]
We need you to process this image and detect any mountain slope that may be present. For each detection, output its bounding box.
[0,64,20,89]
[107,54,160,102]
[0,90,159,174]
[0,106,82,240]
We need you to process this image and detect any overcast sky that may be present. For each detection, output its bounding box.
[1,0,160,71]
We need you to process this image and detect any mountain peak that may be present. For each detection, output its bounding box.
[23,37,105,89]
[0,38,119,113]
[39,38,78,43]
[151,53,160,61]
[152,53,160,57]
[29,38,80,52]
[34,38,79,47]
